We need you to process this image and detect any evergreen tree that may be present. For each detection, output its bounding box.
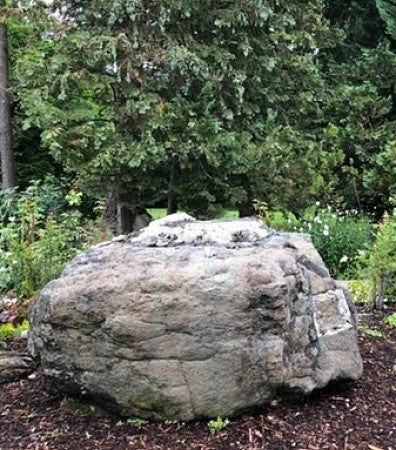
[322,0,396,217]
[16,0,339,222]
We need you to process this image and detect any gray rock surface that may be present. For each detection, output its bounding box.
[28,213,363,420]
[0,351,36,383]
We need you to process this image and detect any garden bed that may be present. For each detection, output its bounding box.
[0,309,395,450]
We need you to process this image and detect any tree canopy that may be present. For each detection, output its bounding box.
[13,0,340,218]
[3,0,395,222]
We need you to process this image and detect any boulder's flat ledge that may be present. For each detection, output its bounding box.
[28,213,363,421]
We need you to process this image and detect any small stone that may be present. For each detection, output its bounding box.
[20,329,29,340]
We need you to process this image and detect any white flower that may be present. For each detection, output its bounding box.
[8,216,15,222]
[315,201,321,206]
[313,216,322,224]
[340,255,348,263]
[322,225,329,236]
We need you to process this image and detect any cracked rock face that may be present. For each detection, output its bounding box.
[28,213,363,420]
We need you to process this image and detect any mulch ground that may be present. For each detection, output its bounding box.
[0,309,395,450]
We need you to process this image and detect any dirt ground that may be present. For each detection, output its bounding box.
[0,309,395,450]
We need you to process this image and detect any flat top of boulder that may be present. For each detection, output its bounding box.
[113,213,276,248]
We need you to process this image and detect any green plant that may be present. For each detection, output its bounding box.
[367,211,396,309]
[207,416,230,434]
[384,313,396,327]
[0,180,102,300]
[0,187,18,225]
[164,419,179,425]
[347,279,371,303]
[116,417,147,428]
[295,205,372,279]
[0,320,29,340]
[126,417,148,428]
[358,323,383,338]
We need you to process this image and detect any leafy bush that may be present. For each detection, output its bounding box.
[295,205,373,279]
[0,175,70,226]
[0,180,102,299]
[367,210,396,308]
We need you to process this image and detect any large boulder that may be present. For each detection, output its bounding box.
[28,213,363,421]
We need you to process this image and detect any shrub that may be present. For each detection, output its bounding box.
[295,205,372,279]
[0,187,18,225]
[0,180,100,299]
[367,210,396,309]
[0,175,70,226]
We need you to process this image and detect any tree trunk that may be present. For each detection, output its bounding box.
[0,2,15,189]
[369,273,385,310]
[116,205,152,234]
[167,193,177,215]
[238,203,256,218]
[167,157,178,215]
[103,185,118,234]
[103,186,151,235]
[117,204,137,234]
[375,276,385,310]
[237,175,256,218]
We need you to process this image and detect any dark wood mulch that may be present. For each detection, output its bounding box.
[1,310,395,450]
